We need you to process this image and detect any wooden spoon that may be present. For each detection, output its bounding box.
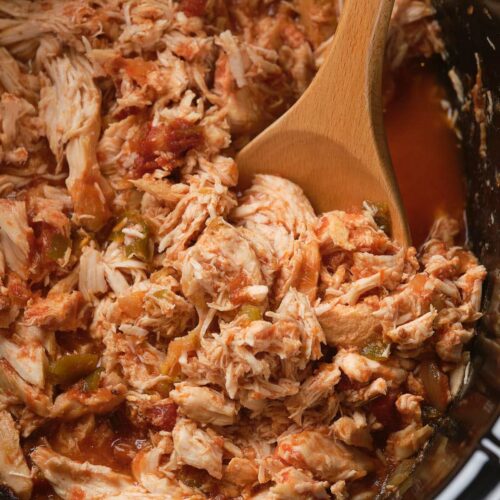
[236,0,411,245]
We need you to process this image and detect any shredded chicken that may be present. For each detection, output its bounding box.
[172,418,224,479]
[231,175,320,304]
[268,466,330,499]
[286,363,341,424]
[0,331,46,387]
[276,430,376,482]
[40,53,113,230]
[0,200,32,279]
[396,393,423,423]
[332,412,374,450]
[31,446,145,499]
[131,437,202,497]
[51,384,126,420]
[0,410,32,500]
[181,217,267,314]
[0,359,52,417]
[170,383,237,426]
[0,1,485,498]
[386,423,434,460]
[24,291,86,331]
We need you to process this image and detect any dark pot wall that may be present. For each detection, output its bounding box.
[402,1,500,498]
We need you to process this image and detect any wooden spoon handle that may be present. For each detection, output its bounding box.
[282,0,409,243]
[289,0,395,142]
[236,0,410,245]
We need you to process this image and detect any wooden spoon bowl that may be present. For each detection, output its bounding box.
[236,0,411,245]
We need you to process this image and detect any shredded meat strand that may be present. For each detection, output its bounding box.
[0,1,483,499]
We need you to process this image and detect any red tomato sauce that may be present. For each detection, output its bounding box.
[385,63,466,246]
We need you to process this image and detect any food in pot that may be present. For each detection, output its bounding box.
[0,1,486,498]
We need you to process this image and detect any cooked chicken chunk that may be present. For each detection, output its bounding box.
[343,377,388,406]
[0,47,39,101]
[31,446,144,499]
[275,288,326,365]
[225,457,259,487]
[396,393,423,423]
[386,423,434,460]
[435,322,474,362]
[170,383,237,426]
[40,54,113,231]
[51,384,126,421]
[97,115,141,181]
[112,277,194,339]
[78,246,109,302]
[0,359,51,417]
[172,418,224,479]
[232,175,320,303]
[334,349,406,385]
[0,0,106,58]
[131,438,201,497]
[182,294,323,410]
[158,175,237,261]
[315,302,383,348]
[332,412,373,450]
[0,200,32,279]
[102,326,165,392]
[181,217,267,313]
[286,364,341,423]
[0,334,46,387]
[276,430,376,482]
[385,308,437,349]
[269,466,329,499]
[24,291,86,331]
[0,92,43,166]
[316,210,395,255]
[0,410,32,500]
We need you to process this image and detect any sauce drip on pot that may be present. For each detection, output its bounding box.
[385,63,465,246]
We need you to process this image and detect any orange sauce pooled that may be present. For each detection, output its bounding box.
[385,64,466,246]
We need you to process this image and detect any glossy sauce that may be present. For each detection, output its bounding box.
[385,64,465,246]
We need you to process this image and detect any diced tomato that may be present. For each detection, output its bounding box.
[145,402,177,431]
[368,391,402,433]
[166,119,204,156]
[180,0,206,17]
[132,119,203,178]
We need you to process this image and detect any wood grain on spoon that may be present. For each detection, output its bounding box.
[236,0,411,246]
